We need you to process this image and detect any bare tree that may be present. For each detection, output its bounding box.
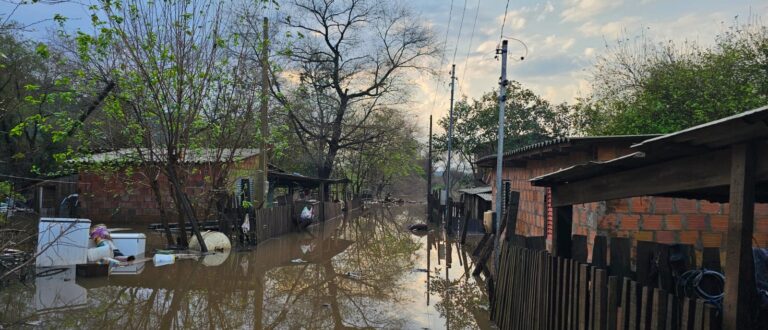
[270,0,439,182]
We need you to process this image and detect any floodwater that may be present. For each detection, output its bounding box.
[0,205,490,329]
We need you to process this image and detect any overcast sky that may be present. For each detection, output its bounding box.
[4,0,768,136]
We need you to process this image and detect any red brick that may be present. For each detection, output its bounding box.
[620,215,640,230]
[631,197,653,213]
[641,215,664,230]
[699,201,722,214]
[756,203,768,216]
[686,214,707,230]
[665,215,684,230]
[710,215,728,232]
[701,233,722,248]
[635,231,654,242]
[656,231,677,244]
[679,231,700,245]
[675,199,699,213]
[654,198,674,214]
[756,219,768,234]
[599,214,617,229]
[610,199,631,213]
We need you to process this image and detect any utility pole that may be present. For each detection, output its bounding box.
[259,17,270,209]
[494,40,508,272]
[444,64,456,229]
[427,115,433,222]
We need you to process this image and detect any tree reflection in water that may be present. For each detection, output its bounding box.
[0,205,489,329]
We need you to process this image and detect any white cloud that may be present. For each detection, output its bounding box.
[578,16,642,38]
[583,47,595,57]
[561,0,624,22]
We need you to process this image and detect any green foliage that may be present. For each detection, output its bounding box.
[435,81,574,178]
[582,22,768,135]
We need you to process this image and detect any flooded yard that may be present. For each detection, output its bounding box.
[0,206,490,329]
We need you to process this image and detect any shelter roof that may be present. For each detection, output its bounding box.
[77,148,260,164]
[268,170,348,188]
[458,186,492,195]
[531,106,768,203]
[475,135,659,167]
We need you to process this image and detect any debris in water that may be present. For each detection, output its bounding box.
[412,268,428,273]
[344,271,362,279]
[291,258,307,263]
[321,303,331,308]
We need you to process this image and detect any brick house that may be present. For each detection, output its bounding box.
[476,136,768,267]
[73,148,263,223]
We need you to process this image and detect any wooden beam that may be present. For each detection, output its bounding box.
[550,146,768,207]
[723,142,757,330]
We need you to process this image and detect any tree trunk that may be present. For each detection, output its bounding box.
[166,163,207,252]
[149,173,174,245]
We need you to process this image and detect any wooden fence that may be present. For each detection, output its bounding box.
[323,201,343,222]
[491,243,721,330]
[253,205,294,243]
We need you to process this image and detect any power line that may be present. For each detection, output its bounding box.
[498,0,511,46]
[460,0,481,94]
[451,0,468,64]
[429,0,455,116]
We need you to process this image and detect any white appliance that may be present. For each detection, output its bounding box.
[36,218,91,267]
[110,233,146,257]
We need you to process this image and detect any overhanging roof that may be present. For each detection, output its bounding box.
[77,148,260,164]
[268,171,348,188]
[458,186,491,195]
[531,106,768,204]
[475,135,659,167]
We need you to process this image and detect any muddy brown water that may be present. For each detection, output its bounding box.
[0,205,490,329]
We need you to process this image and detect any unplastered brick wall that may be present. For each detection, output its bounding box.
[573,196,768,268]
[491,151,593,238]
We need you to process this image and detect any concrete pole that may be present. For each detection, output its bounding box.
[427,115,433,222]
[444,64,456,228]
[494,40,508,272]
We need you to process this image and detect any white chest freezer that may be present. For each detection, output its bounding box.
[36,218,91,267]
[110,233,146,257]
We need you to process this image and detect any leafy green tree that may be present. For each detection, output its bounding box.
[338,108,423,198]
[435,81,574,181]
[580,21,768,135]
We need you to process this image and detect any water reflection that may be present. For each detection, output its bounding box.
[0,206,489,329]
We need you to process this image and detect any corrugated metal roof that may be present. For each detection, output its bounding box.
[477,193,492,201]
[458,186,492,195]
[77,148,260,164]
[475,135,659,166]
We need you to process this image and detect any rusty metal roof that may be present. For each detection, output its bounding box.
[475,135,659,167]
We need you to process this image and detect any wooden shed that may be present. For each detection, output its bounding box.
[532,105,768,329]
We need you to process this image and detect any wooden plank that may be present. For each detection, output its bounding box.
[693,299,704,330]
[628,281,639,330]
[619,277,630,330]
[607,276,619,330]
[592,236,608,269]
[639,286,650,330]
[666,293,675,330]
[681,297,692,330]
[723,143,757,330]
[636,241,655,287]
[550,148,734,206]
[703,304,715,330]
[651,288,667,330]
[595,269,608,330]
[569,259,577,329]
[561,256,569,330]
[589,267,597,330]
[572,235,588,263]
[610,237,632,279]
[701,247,722,272]
[578,263,589,330]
